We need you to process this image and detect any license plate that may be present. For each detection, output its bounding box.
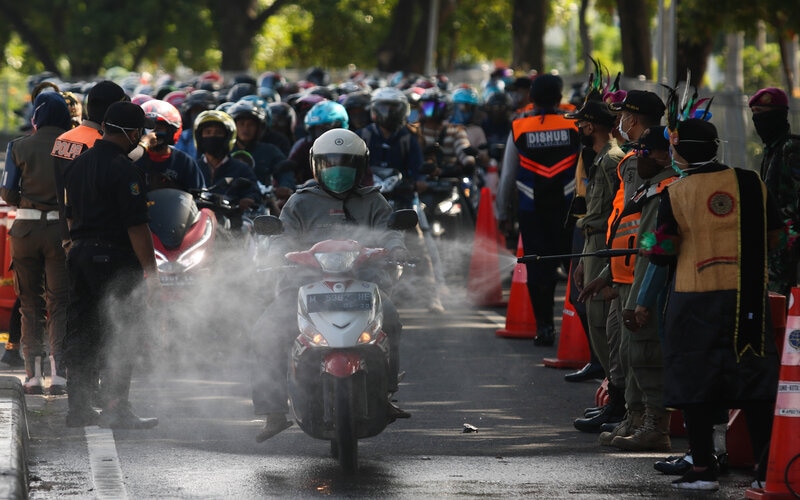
[306,292,372,312]
[159,273,194,286]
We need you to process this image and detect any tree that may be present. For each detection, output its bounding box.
[209,0,294,73]
[0,0,214,78]
[615,0,654,79]
[511,0,549,72]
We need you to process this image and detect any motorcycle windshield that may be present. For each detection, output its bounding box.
[147,188,201,249]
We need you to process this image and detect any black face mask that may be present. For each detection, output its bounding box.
[200,136,229,158]
[580,132,595,147]
[752,108,789,144]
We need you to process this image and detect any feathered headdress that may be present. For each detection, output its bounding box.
[661,70,713,145]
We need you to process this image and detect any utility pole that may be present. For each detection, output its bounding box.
[424,0,440,77]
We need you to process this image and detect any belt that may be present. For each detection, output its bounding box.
[15,208,60,221]
[583,225,606,237]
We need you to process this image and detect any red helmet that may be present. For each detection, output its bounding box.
[163,90,187,110]
[140,99,183,144]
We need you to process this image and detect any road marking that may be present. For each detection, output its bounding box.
[84,426,129,499]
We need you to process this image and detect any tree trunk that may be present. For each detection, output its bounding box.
[377,0,425,73]
[512,0,548,72]
[676,38,712,87]
[578,0,593,74]
[616,0,653,79]
[213,0,292,73]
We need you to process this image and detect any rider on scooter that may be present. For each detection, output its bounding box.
[251,128,411,442]
[135,99,206,192]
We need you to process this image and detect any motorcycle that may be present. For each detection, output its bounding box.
[253,209,418,473]
[147,188,217,289]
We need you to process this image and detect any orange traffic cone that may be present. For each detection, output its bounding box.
[496,236,537,338]
[746,287,800,499]
[467,187,506,307]
[543,264,591,369]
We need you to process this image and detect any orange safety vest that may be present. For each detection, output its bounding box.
[607,161,678,284]
[511,113,579,179]
[51,124,102,161]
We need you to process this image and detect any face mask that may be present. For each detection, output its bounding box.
[580,132,594,147]
[319,166,357,193]
[617,116,631,142]
[752,109,789,144]
[200,136,230,158]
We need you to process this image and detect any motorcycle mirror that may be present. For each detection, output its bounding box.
[387,209,418,230]
[253,215,284,235]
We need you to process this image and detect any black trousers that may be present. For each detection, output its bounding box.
[64,241,144,412]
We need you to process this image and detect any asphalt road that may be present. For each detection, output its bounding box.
[9,272,762,499]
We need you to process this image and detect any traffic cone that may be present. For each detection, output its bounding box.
[746,287,800,499]
[467,187,506,307]
[543,263,591,369]
[496,235,537,338]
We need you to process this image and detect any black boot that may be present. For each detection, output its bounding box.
[533,325,555,346]
[65,365,100,427]
[573,383,625,433]
[564,362,605,382]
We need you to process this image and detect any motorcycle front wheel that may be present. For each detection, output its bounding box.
[333,377,358,474]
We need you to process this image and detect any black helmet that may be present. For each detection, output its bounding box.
[226,83,258,104]
[370,87,409,132]
[419,87,450,121]
[228,100,267,128]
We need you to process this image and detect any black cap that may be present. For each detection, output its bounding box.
[529,74,563,106]
[565,100,615,128]
[674,119,718,164]
[609,90,665,117]
[508,76,532,91]
[87,80,127,122]
[103,101,156,131]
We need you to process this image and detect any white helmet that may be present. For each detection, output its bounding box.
[310,128,369,197]
[370,87,410,132]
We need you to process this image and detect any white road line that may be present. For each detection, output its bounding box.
[84,426,129,499]
[478,310,507,328]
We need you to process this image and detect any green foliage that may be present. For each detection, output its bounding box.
[444,1,513,67]
[0,66,27,133]
[740,43,783,93]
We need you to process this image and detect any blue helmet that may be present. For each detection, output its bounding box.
[304,100,349,131]
[452,86,480,106]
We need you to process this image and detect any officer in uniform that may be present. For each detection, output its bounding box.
[495,74,581,346]
[51,80,128,244]
[62,101,161,429]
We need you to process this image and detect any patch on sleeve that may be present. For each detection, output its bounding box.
[130,182,141,196]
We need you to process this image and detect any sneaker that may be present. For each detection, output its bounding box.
[23,377,43,395]
[671,468,719,491]
[428,297,445,314]
[654,453,693,475]
[751,479,764,489]
[255,413,293,443]
[49,374,68,396]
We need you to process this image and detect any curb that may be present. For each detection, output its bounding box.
[0,377,27,499]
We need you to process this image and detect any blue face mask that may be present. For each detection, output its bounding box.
[319,166,357,193]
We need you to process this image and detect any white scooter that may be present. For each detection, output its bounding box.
[253,209,417,473]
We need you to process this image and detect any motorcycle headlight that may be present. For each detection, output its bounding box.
[175,217,214,271]
[357,317,383,344]
[314,251,359,273]
[298,314,328,346]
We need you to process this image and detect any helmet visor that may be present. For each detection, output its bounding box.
[312,153,364,172]
[420,100,447,119]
